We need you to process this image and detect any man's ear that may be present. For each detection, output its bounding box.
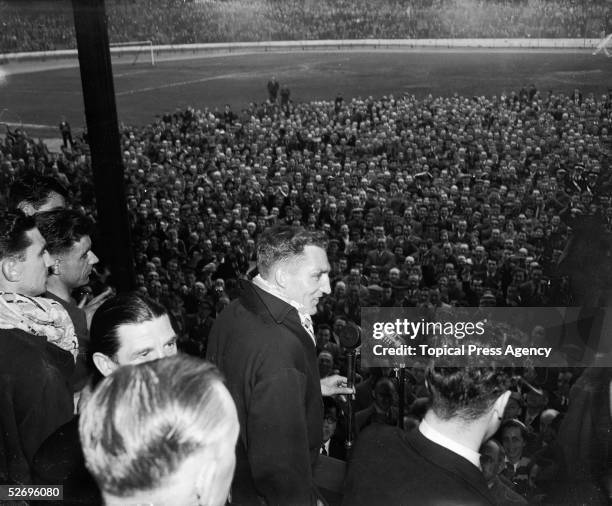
[17,202,36,217]
[274,265,288,289]
[92,352,118,377]
[484,390,512,441]
[1,257,22,283]
[195,458,217,506]
[48,256,61,276]
[194,445,232,506]
[494,390,512,419]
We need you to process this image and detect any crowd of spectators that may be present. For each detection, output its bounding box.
[2,0,612,53]
[2,80,612,501]
[3,83,612,353]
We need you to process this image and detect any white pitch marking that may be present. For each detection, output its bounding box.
[115,70,256,96]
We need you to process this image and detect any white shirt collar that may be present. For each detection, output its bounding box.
[252,275,315,344]
[419,419,482,470]
[252,274,306,314]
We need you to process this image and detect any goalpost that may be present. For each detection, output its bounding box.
[109,40,155,66]
[592,32,612,57]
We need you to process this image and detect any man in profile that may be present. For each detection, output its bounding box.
[0,211,74,484]
[79,354,239,506]
[36,209,102,326]
[36,209,112,390]
[207,225,351,505]
[343,366,511,506]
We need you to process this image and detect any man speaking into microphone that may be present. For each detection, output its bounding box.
[207,225,352,506]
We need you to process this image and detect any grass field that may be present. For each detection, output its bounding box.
[1,48,611,139]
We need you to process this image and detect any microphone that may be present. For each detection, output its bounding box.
[338,323,360,390]
[338,322,361,349]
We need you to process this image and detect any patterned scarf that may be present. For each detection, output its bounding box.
[0,292,78,362]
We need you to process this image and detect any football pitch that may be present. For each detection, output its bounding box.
[1,48,611,138]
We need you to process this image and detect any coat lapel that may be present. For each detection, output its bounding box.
[239,280,316,353]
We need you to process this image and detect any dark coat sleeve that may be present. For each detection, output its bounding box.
[0,333,74,485]
[247,367,316,506]
[207,291,322,506]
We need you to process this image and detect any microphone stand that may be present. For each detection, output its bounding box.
[344,347,357,456]
[339,323,360,458]
[397,365,406,430]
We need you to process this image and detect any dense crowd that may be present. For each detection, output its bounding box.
[2,0,612,53]
[2,81,612,501]
[3,84,612,350]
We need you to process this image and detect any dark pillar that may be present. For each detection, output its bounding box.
[72,0,135,292]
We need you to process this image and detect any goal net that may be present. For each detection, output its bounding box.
[109,40,155,66]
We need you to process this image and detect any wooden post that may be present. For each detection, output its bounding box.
[72,0,135,292]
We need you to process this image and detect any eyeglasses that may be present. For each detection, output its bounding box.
[324,415,337,424]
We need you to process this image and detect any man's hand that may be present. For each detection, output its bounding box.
[320,374,354,397]
[78,287,114,329]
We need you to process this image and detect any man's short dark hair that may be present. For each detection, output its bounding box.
[323,396,339,417]
[480,438,506,464]
[35,209,94,255]
[89,292,168,384]
[9,171,68,210]
[333,315,347,326]
[0,211,36,261]
[500,418,529,438]
[426,366,508,421]
[408,397,431,421]
[256,225,327,278]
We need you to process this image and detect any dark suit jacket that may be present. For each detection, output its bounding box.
[488,476,528,505]
[365,249,396,271]
[325,434,347,461]
[557,367,612,505]
[206,280,323,506]
[342,425,495,506]
[0,328,74,485]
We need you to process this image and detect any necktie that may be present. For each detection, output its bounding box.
[321,444,328,456]
[302,314,315,341]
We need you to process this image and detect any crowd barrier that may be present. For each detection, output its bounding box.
[0,38,602,64]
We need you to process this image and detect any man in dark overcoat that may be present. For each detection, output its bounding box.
[207,225,351,506]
